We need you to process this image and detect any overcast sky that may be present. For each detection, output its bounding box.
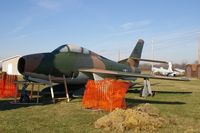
[0,0,200,63]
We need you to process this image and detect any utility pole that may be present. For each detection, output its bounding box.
[118,49,121,61]
[151,39,154,67]
[198,33,200,64]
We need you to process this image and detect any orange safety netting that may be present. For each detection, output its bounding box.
[82,79,130,112]
[0,72,17,98]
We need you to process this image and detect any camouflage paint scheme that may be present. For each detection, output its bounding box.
[18,39,186,84]
[18,40,143,84]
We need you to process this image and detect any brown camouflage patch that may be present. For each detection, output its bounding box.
[91,55,105,69]
[127,58,136,68]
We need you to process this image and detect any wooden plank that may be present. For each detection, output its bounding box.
[49,75,55,103]
[14,81,46,85]
[63,75,70,102]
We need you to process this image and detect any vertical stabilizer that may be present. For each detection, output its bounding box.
[167,62,173,72]
[129,39,144,59]
[127,39,144,68]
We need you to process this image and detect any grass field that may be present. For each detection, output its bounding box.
[0,79,200,133]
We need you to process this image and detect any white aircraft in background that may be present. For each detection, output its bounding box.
[152,62,185,77]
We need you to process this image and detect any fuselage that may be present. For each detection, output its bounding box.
[18,44,137,84]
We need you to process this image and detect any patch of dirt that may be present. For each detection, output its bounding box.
[94,103,167,132]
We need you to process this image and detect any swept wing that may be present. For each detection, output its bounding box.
[79,68,189,81]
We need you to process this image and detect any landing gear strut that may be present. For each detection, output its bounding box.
[140,78,153,97]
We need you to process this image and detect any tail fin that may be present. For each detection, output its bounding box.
[129,39,144,59]
[127,39,144,68]
[167,62,173,72]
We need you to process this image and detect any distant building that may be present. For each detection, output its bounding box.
[0,62,2,71]
[185,64,200,79]
[198,65,200,79]
[1,56,21,75]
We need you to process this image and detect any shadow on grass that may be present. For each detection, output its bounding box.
[153,91,192,94]
[0,100,38,111]
[0,84,85,111]
[130,83,162,89]
[0,94,80,111]
[126,98,185,107]
[1,84,189,111]
[127,89,192,94]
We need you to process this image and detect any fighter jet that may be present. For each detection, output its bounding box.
[152,62,185,77]
[18,39,186,82]
[17,39,188,98]
[18,40,141,82]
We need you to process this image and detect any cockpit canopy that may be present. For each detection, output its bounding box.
[52,44,90,54]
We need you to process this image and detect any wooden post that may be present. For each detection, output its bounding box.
[48,75,55,103]
[63,75,70,102]
[30,84,34,100]
[14,83,19,103]
[37,84,40,104]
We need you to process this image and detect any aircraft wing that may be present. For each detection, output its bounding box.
[79,68,189,81]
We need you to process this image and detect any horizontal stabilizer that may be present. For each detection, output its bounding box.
[131,57,168,64]
[118,57,168,64]
[118,58,128,64]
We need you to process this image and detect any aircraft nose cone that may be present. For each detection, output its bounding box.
[18,54,45,74]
